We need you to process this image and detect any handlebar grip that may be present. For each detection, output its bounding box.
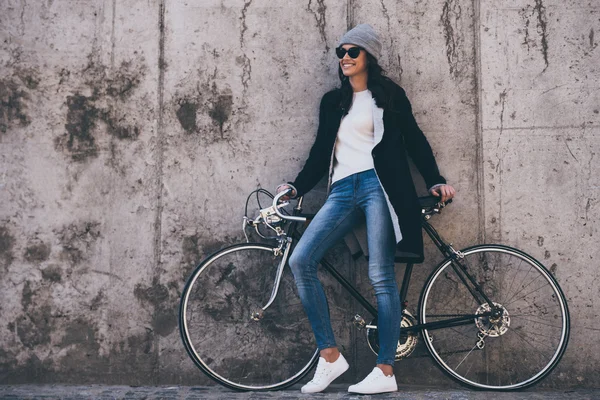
[432,194,452,206]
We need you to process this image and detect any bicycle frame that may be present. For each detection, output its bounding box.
[181,189,570,391]
[278,196,494,334]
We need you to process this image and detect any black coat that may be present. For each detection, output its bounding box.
[291,79,446,263]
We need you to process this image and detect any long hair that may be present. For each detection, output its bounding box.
[337,51,392,114]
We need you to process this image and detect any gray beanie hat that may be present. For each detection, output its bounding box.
[337,23,382,60]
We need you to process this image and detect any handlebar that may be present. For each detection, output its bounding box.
[272,189,307,222]
[270,190,451,223]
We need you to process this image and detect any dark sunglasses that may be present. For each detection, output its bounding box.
[336,46,362,59]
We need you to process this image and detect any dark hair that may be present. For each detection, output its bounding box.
[337,50,392,114]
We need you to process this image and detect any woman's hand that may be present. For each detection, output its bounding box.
[429,184,456,203]
[276,184,297,201]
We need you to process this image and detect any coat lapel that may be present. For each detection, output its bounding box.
[371,99,403,244]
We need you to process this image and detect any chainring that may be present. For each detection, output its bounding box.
[366,311,419,361]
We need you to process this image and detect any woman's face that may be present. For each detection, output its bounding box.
[339,44,368,78]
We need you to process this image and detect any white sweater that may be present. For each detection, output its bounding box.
[331,89,375,183]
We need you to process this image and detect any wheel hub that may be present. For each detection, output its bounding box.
[475,302,510,337]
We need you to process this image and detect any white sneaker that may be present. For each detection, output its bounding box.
[301,353,349,393]
[348,366,398,394]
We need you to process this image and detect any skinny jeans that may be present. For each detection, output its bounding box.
[288,169,401,366]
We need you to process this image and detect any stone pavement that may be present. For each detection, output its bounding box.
[0,385,598,400]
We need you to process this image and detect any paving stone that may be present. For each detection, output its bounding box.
[0,385,598,400]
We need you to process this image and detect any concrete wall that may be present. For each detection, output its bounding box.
[0,0,597,387]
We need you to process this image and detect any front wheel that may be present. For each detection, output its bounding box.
[419,245,570,390]
[179,243,319,391]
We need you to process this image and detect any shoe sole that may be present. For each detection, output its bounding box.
[348,382,398,394]
[348,388,398,394]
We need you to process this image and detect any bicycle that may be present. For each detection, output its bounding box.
[179,188,570,392]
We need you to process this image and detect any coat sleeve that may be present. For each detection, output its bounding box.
[396,86,447,189]
[290,92,334,197]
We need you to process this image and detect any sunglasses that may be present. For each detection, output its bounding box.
[336,46,363,59]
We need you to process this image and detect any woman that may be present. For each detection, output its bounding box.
[276,24,456,394]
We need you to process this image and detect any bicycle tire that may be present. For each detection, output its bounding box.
[418,244,570,390]
[179,242,319,391]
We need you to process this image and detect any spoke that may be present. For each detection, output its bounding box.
[430,347,480,357]
[462,351,477,380]
[504,273,544,305]
[191,332,215,346]
[499,254,521,300]
[503,259,529,304]
[504,253,524,271]
[504,283,553,307]
[511,315,564,329]
[507,299,561,317]
[240,359,248,381]
[455,341,481,371]
[427,313,477,318]
[510,311,558,317]
[503,259,534,274]
[425,325,475,346]
[509,327,555,353]
[497,335,512,386]
[509,327,560,341]
[447,325,477,340]
[500,256,526,304]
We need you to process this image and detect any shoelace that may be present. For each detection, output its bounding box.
[308,363,332,384]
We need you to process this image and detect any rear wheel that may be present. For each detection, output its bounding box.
[179,243,318,391]
[419,245,570,390]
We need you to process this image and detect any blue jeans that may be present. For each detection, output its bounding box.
[288,169,401,365]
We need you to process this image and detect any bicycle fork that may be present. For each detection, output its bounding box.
[250,237,292,321]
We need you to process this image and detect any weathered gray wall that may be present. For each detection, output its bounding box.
[0,0,598,387]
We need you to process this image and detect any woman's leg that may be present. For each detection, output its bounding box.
[357,170,400,368]
[288,176,361,353]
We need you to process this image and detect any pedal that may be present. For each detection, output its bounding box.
[351,314,366,330]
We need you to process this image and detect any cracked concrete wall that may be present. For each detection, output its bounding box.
[0,0,598,388]
[480,0,600,387]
